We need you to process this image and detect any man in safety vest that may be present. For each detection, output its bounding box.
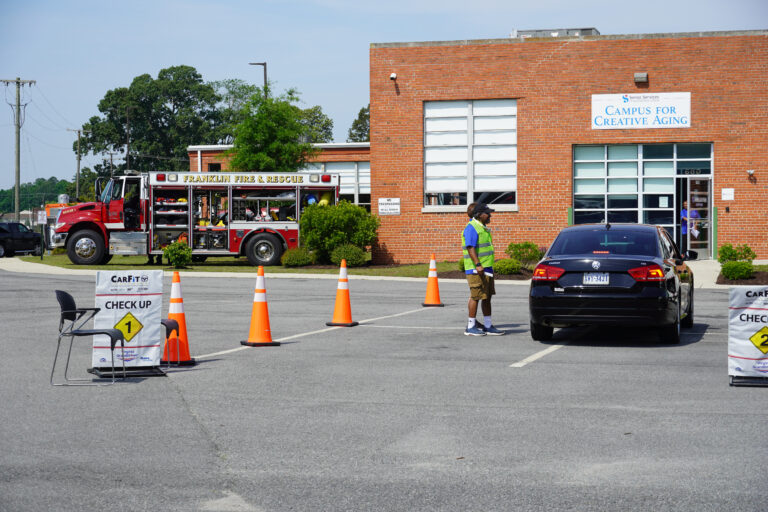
[462,202,504,336]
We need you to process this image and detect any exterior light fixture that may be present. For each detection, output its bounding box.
[746,169,755,176]
[634,72,648,83]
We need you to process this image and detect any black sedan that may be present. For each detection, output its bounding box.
[529,223,696,344]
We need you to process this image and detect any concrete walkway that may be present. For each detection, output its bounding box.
[1,256,753,289]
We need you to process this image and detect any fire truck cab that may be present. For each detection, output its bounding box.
[52,171,339,266]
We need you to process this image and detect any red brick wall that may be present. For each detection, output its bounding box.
[370,32,768,263]
[188,146,371,172]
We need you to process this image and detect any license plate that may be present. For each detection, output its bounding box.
[583,272,609,285]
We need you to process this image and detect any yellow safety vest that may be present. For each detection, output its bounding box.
[462,219,494,268]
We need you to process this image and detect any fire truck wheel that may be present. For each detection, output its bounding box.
[100,254,113,265]
[67,229,105,265]
[245,233,283,266]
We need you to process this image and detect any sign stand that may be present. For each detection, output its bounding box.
[728,286,768,387]
[90,270,167,378]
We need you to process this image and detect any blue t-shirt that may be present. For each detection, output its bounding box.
[463,223,493,275]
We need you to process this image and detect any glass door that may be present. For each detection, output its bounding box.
[677,177,710,257]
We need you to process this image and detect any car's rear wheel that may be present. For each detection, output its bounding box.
[0,243,6,258]
[530,321,553,342]
[681,288,694,328]
[660,301,681,344]
[33,243,42,257]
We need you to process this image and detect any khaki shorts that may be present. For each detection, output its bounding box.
[466,272,495,301]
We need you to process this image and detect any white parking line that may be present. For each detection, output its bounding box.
[509,343,568,368]
[194,307,427,360]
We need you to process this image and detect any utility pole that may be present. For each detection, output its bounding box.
[1,77,36,222]
[67,128,84,200]
[248,62,268,97]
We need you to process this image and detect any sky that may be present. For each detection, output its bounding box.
[1,0,766,193]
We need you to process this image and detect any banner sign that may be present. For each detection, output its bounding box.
[592,92,691,129]
[94,270,163,368]
[728,286,768,378]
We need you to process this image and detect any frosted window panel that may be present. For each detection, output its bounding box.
[574,145,604,160]
[326,162,356,172]
[358,163,371,193]
[358,162,370,172]
[608,145,638,160]
[643,161,674,176]
[474,130,516,145]
[574,162,605,178]
[574,179,606,194]
[473,99,517,116]
[474,116,517,131]
[340,184,356,194]
[643,177,674,193]
[475,175,516,190]
[425,146,467,163]
[426,132,468,146]
[608,161,638,177]
[425,101,468,118]
[299,163,322,171]
[608,178,637,193]
[474,145,517,161]
[425,117,467,132]
[425,162,467,178]
[425,177,467,193]
[475,161,516,176]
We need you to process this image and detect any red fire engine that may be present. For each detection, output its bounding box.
[52,171,339,266]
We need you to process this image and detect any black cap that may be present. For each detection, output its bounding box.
[473,202,495,216]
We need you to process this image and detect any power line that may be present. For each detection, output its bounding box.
[34,85,74,127]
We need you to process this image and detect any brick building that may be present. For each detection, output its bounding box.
[369,29,768,263]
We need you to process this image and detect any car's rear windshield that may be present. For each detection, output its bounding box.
[548,229,660,257]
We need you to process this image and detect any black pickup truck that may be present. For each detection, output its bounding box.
[0,222,42,257]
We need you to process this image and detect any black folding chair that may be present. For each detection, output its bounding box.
[52,290,126,386]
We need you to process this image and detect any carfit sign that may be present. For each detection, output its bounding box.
[592,92,691,129]
[93,270,163,368]
[728,286,768,380]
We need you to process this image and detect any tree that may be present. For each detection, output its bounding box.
[79,65,222,174]
[64,168,100,202]
[227,87,318,172]
[347,104,369,142]
[301,105,334,143]
[210,79,259,144]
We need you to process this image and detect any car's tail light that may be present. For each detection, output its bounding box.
[628,264,665,281]
[532,264,565,281]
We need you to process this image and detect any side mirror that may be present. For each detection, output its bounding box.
[95,178,103,199]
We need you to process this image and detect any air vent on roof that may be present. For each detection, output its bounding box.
[510,28,600,39]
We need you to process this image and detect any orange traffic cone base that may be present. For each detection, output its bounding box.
[161,356,197,366]
[240,340,281,347]
[422,301,444,307]
[326,320,359,327]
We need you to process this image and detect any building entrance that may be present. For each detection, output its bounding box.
[677,177,711,257]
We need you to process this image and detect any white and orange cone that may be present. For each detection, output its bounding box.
[162,271,196,365]
[241,266,280,347]
[422,254,444,307]
[326,259,358,327]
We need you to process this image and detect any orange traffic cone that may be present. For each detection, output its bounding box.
[422,254,444,307]
[241,266,280,347]
[162,271,196,366]
[326,259,358,327]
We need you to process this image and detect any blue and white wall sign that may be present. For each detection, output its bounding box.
[592,92,691,129]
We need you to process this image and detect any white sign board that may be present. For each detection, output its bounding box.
[36,210,47,225]
[728,287,768,378]
[378,198,401,216]
[721,188,735,201]
[592,92,691,129]
[94,270,163,368]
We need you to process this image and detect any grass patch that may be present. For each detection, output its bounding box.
[19,253,459,278]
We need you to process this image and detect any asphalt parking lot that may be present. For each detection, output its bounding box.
[1,265,766,512]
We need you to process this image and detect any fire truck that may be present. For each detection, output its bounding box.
[52,171,339,266]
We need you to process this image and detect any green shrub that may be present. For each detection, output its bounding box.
[300,200,380,263]
[494,257,522,275]
[163,241,192,269]
[281,247,316,267]
[718,243,757,264]
[330,244,367,267]
[506,241,544,270]
[721,260,755,280]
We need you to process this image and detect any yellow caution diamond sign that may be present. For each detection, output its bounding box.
[748,326,768,354]
[114,312,144,342]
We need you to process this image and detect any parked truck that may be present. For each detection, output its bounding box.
[0,222,43,257]
[52,171,339,266]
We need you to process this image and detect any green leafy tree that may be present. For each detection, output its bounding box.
[301,105,334,143]
[64,168,101,202]
[79,65,221,174]
[228,86,318,172]
[0,177,71,213]
[210,79,259,144]
[347,104,369,142]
